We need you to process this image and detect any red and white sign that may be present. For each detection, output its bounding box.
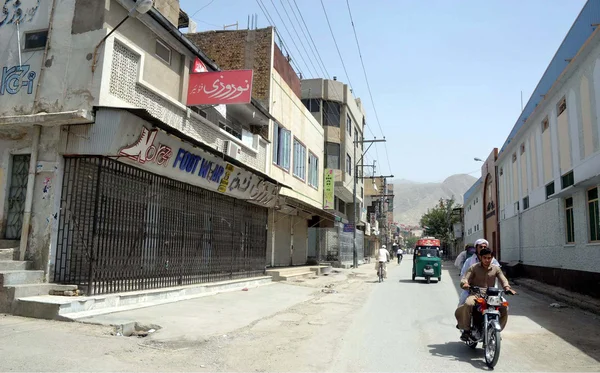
[187,70,253,106]
[193,57,207,73]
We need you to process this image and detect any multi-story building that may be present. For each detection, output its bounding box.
[463,178,484,244]
[483,0,600,298]
[187,27,328,268]
[0,0,283,311]
[300,78,366,226]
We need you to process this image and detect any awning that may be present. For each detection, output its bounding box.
[282,197,343,223]
[98,106,291,190]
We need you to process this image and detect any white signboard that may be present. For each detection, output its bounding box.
[112,125,279,207]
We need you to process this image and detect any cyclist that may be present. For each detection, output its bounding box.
[375,245,391,279]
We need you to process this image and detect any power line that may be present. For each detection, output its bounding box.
[345,0,392,175]
[267,0,316,78]
[190,0,216,18]
[278,0,322,78]
[255,0,305,77]
[286,0,329,78]
[319,0,353,91]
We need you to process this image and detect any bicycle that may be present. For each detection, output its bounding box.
[378,261,385,283]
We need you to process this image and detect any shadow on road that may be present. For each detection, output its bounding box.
[397,279,440,285]
[446,260,600,363]
[428,342,489,370]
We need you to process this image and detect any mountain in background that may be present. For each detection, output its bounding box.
[391,174,477,226]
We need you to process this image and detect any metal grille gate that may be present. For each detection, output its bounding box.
[54,157,268,295]
[5,154,30,239]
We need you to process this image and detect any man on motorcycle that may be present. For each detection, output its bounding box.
[375,245,391,278]
[458,239,500,305]
[455,247,516,341]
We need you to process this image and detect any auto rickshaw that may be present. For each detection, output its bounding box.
[411,237,443,283]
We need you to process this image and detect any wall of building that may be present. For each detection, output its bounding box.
[187,28,274,109]
[464,187,484,245]
[270,70,324,210]
[496,24,600,280]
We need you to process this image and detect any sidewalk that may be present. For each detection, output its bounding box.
[76,264,378,342]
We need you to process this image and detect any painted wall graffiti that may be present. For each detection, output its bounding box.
[0,0,41,27]
[0,64,36,95]
[118,127,173,166]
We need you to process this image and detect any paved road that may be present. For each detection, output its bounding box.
[329,258,600,372]
[1,258,599,372]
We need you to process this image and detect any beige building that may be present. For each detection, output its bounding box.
[300,78,366,225]
[188,27,329,267]
[0,0,284,314]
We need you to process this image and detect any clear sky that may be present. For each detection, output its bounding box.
[179,0,587,182]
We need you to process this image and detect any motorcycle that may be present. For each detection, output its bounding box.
[461,286,510,368]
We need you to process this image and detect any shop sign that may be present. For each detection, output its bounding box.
[187,70,253,105]
[343,223,355,233]
[117,126,279,207]
[323,169,334,209]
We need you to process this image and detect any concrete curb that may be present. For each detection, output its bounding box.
[512,278,600,316]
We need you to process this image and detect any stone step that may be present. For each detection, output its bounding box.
[0,249,15,261]
[0,261,31,271]
[0,284,79,313]
[279,271,315,282]
[0,240,19,249]
[266,266,317,280]
[0,270,44,286]
[13,276,273,321]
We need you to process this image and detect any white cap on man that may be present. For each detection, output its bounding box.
[474,238,489,247]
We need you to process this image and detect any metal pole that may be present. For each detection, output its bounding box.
[352,135,358,268]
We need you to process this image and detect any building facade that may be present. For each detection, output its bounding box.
[479,0,600,297]
[0,0,283,303]
[463,178,484,244]
[187,27,328,268]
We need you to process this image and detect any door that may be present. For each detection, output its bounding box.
[5,155,30,239]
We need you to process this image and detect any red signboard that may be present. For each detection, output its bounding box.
[187,70,253,106]
[416,238,441,247]
[193,57,207,73]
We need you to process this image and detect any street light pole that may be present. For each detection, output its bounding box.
[352,138,386,268]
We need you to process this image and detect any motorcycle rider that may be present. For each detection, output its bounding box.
[458,239,501,305]
[396,245,404,264]
[375,245,391,278]
[455,247,517,341]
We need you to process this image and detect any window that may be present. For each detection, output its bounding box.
[512,153,517,163]
[355,127,360,148]
[302,99,321,113]
[323,101,341,127]
[515,201,520,211]
[155,39,172,64]
[561,171,574,189]
[565,197,575,244]
[347,114,352,137]
[523,196,529,210]
[499,167,504,176]
[325,142,340,169]
[273,123,291,170]
[346,153,352,176]
[588,188,599,242]
[308,152,319,188]
[520,143,525,155]
[542,116,549,132]
[24,30,48,50]
[219,121,241,140]
[293,138,307,181]
[546,182,555,199]
[558,97,567,116]
[361,187,364,200]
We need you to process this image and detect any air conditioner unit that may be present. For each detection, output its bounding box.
[224,140,241,159]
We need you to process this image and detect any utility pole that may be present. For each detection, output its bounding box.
[353,138,387,268]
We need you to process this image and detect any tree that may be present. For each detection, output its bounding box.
[406,236,419,249]
[419,198,461,248]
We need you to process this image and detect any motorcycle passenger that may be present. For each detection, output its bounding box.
[455,247,517,341]
[375,245,391,278]
[454,243,475,270]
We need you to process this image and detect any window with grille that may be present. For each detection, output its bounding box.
[558,97,567,116]
[293,138,306,181]
[588,188,599,242]
[565,197,575,244]
[326,142,340,169]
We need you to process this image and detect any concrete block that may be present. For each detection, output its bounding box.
[0,270,44,286]
[0,240,19,249]
[0,261,31,271]
[0,249,15,261]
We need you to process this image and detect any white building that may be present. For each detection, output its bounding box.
[463,178,484,245]
[495,0,600,297]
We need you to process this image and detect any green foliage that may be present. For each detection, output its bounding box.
[419,198,461,246]
[406,236,419,248]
